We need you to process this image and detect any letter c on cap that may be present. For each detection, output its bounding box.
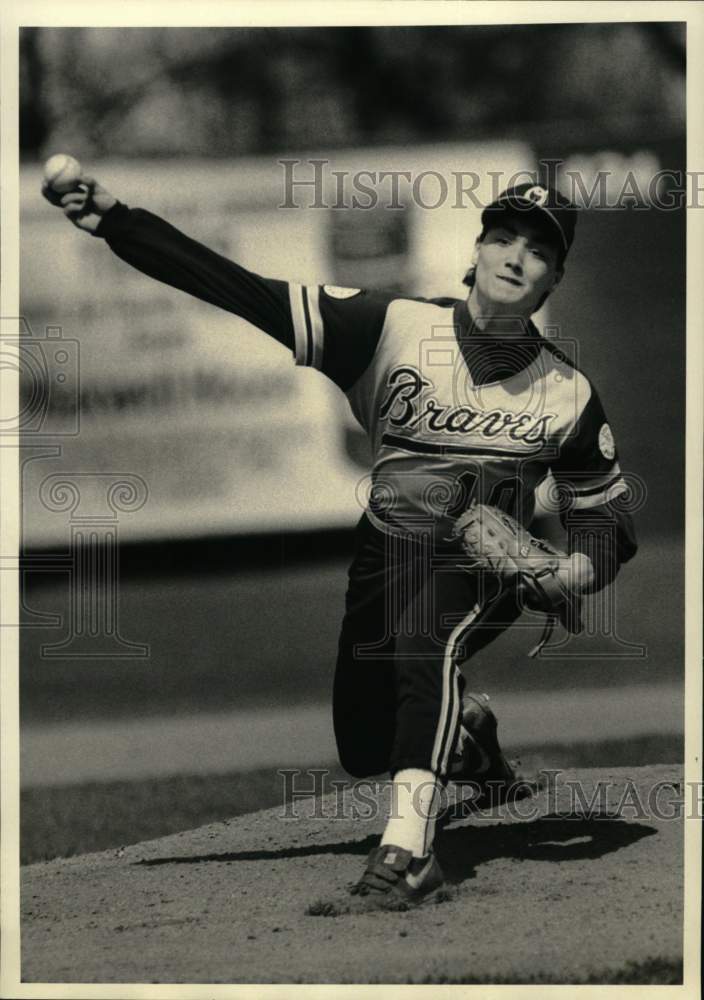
[524,185,549,206]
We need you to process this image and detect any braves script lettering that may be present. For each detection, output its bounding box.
[379,365,554,444]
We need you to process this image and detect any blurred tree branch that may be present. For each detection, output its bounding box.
[20,23,685,161]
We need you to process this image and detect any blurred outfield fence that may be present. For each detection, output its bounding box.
[18,141,532,547]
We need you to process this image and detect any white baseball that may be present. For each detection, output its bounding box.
[43,154,83,194]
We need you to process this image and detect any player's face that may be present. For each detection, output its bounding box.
[472,216,562,315]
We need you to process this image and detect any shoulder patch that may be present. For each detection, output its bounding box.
[323,285,362,299]
[598,423,616,460]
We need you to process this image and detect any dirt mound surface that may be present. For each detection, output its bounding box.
[21,765,683,984]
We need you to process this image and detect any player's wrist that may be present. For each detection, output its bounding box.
[93,200,125,238]
[556,553,595,595]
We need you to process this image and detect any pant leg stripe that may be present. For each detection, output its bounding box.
[443,666,464,776]
[430,609,476,776]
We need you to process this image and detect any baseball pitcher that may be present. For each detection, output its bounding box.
[43,173,637,913]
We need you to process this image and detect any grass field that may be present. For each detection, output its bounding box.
[388,958,684,985]
[21,533,683,723]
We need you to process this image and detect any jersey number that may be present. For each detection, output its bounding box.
[446,470,523,518]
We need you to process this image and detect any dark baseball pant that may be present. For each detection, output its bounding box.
[333,514,522,780]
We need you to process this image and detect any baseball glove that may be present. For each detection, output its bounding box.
[451,502,583,657]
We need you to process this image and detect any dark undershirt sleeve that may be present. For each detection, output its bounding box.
[96,202,295,351]
[562,502,638,593]
[551,388,638,592]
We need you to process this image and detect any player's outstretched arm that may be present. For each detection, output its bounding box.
[40,164,392,379]
[41,169,295,352]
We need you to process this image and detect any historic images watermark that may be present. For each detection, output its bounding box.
[35,471,150,658]
[279,159,698,212]
[278,767,693,824]
[1,317,149,657]
[0,316,80,437]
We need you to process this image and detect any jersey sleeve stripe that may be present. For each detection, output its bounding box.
[571,477,629,509]
[288,283,310,366]
[300,286,315,367]
[567,468,623,498]
[305,285,325,370]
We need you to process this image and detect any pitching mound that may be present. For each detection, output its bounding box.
[21,765,683,984]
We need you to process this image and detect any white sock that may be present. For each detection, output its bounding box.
[380,768,441,858]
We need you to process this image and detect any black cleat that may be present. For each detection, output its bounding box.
[448,692,539,809]
[307,845,447,916]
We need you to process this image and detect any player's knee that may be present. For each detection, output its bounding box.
[336,745,389,780]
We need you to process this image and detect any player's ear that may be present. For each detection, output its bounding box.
[462,239,482,287]
[552,266,564,289]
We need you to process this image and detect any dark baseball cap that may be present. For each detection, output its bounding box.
[481,183,578,261]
